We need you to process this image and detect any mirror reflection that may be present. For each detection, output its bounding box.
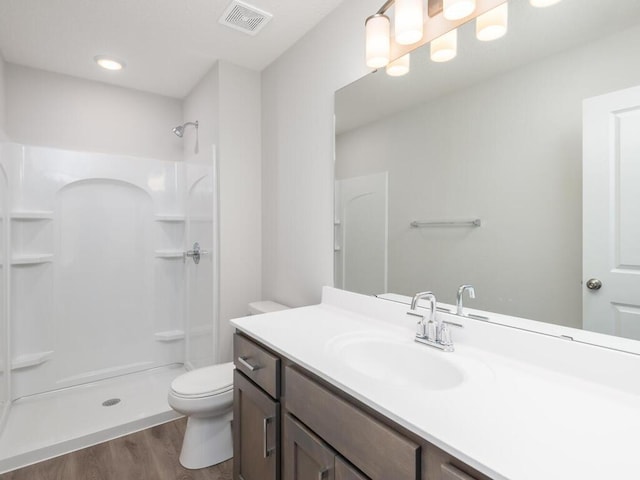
[334,0,640,340]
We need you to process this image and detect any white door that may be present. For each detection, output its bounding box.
[583,86,640,340]
[334,172,388,295]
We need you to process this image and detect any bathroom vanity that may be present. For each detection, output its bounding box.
[231,287,640,480]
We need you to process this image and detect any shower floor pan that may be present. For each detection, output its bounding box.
[0,364,185,474]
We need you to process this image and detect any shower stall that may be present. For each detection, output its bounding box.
[0,143,218,472]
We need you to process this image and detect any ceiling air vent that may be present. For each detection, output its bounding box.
[219,1,273,36]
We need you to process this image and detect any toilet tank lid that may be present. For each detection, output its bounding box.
[170,362,234,397]
[248,300,290,315]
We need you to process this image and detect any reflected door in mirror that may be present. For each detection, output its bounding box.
[583,85,640,340]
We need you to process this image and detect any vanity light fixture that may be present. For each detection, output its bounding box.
[431,29,457,62]
[395,0,424,45]
[365,1,554,77]
[529,0,562,7]
[443,0,477,20]
[94,55,125,71]
[365,13,391,68]
[476,3,508,41]
[386,54,411,76]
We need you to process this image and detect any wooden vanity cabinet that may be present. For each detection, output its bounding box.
[233,334,281,480]
[284,366,418,480]
[284,413,370,480]
[335,458,369,480]
[233,332,490,480]
[424,446,492,480]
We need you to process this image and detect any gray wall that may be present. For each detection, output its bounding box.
[261,0,372,307]
[336,24,640,327]
[0,52,6,430]
[263,0,640,328]
[217,61,262,361]
[0,55,6,140]
[5,64,183,161]
[184,61,262,362]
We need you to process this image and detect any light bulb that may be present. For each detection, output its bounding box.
[94,55,125,71]
[386,54,411,77]
[431,29,457,63]
[530,0,562,7]
[443,0,476,20]
[476,3,508,41]
[365,14,390,68]
[395,0,424,45]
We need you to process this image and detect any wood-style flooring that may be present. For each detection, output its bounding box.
[0,418,232,480]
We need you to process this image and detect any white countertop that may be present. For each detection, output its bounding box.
[231,287,640,480]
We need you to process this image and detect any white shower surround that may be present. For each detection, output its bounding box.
[0,143,218,472]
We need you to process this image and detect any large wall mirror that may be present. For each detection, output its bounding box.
[334,0,640,348]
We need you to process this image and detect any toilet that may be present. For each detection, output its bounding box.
[168,362,234,469]
[168,300,289,469]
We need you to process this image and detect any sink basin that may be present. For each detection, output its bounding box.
[326,332,467,391]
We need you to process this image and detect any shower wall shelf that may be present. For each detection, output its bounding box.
[154,330,185,342]
[155,214,186,222]
[10,211,54,220]
[154,250,184,259]
[11,254,54,265]
[11,351,54,370]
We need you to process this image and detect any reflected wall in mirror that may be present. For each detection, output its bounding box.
[334,0,640,341]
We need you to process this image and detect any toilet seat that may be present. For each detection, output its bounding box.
[170,363,234,399]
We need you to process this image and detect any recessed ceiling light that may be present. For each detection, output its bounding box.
[94,55,125,71]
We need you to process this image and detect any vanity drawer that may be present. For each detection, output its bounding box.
[424,445,491,480]
[285,366,419,480]
[234,333,280,399]
[441,464,481,480]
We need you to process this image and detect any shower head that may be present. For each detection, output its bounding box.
[172,120,200,154]
[172,120,198,138]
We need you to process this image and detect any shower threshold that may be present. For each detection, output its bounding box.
[0,364,185,474]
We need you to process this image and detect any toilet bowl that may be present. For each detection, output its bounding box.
[167,362,234,469]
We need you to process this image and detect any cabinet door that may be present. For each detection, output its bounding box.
[284,414,335,480]
[335,457,369,480]
[234,370,279,480]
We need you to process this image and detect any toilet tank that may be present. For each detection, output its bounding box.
[248,300,289,315]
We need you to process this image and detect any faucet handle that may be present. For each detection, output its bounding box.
[440,320,464,347]
[440,323,452,346]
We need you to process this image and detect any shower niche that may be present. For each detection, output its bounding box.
[2,144,214,400]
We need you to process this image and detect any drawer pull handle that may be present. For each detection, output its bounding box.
[238,356,260,371]
[263,416,274,458]
[318,468,329,480]
[442,463,478,480]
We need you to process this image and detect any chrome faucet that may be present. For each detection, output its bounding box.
[407,291,462,352]
[454,284,489,320]
[456,284,475,316]
[408,291,436,338]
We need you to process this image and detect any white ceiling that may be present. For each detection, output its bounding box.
[336,0,640,134]
[0,0,347,99]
